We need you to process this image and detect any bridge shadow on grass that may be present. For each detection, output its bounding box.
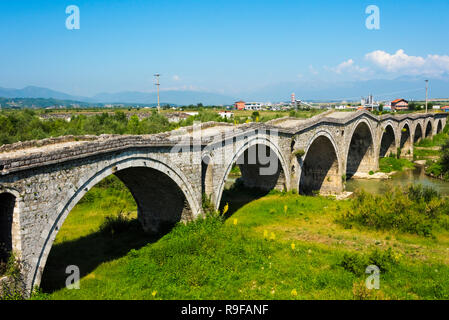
[219,180,270,218]
[40,219,172,293]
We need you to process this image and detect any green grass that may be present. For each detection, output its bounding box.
[414,148,440,159]
[32,186,449,300]
[337,186,449,237]
[379,157,415,173]
[416,131,448,148]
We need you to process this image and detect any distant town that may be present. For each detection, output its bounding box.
[2,93,449,114]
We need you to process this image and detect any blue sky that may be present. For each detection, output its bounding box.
[1,0,448,98]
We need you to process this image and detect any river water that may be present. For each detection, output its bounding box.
[345,165,449,196]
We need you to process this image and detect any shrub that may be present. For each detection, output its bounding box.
[336,186,448,237]
[0,253,25,300]
[408,184,440,202]
[339,248,399,276]
[99,212,134,236]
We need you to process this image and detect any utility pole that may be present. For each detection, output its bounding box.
[425,79,429,113]
[154,74,161,112]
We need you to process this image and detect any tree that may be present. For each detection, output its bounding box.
[127,115,140,134]
[440,139,449,173]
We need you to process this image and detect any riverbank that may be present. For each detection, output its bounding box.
[27,183,449,300]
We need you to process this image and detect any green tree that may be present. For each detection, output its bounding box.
[127,115,140,134]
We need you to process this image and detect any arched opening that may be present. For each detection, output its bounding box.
[346,122,375,178]
[425,121,433,138]
[299,135,341,195]
[414,123,423,143]
[437,120,443,134]
[400,123,411,157]
[41,166,192,293]
[380,125,396,158]
[219,144,286,215]
[0,193,15,267]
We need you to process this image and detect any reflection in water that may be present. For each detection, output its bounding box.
[345,165,449,196]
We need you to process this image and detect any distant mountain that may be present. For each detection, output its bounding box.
[1,76,448,106]
[0,86,236,106]
[92,90,236,105]
[244,76,449,102]
[0,86,88,101]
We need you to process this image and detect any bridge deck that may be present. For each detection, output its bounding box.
[326,111,358,119]
[0,141,90,159]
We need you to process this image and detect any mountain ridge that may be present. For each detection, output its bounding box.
[1,76,448,105]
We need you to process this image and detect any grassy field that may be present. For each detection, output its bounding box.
[378,157,415,173]
[33,180,449,300]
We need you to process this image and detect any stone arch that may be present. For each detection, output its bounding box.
[346,119,376,178]
[299,132,341,195]
[414,123,423,143]
[0,192,16,263]
[425,120,433,138]
[400,122,412,157]
[0,188,21,264]
[437,119,443,134]
[214,136,290,209]
[31,156,199,290]
[379,124,396,158]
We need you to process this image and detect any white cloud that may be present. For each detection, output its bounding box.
[328,59,370,76]
[365,49,449,76]
[334,59,354,73]
[172,75,181,81]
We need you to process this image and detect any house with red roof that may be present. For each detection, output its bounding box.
[391,99,409,111]
[234,101,245,110]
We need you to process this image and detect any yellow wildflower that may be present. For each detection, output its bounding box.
[291,289,297,296]
[222,203,229,216]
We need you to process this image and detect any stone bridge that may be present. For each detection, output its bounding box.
[0,110,446,292]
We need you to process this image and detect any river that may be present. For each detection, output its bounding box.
[345,165,449,196]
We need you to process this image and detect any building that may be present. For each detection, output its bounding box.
[244,102,263,111]
[234,101,245,110]
[164,112,191,123]
[383,103,392,111]
[218,111,234,119]
[391,99,409,111]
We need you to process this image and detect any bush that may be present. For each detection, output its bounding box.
[337,186,448,237]
[339,247,399,276]
[408,184,440,202]
[99,212,134,236]
[0,253,25,300]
